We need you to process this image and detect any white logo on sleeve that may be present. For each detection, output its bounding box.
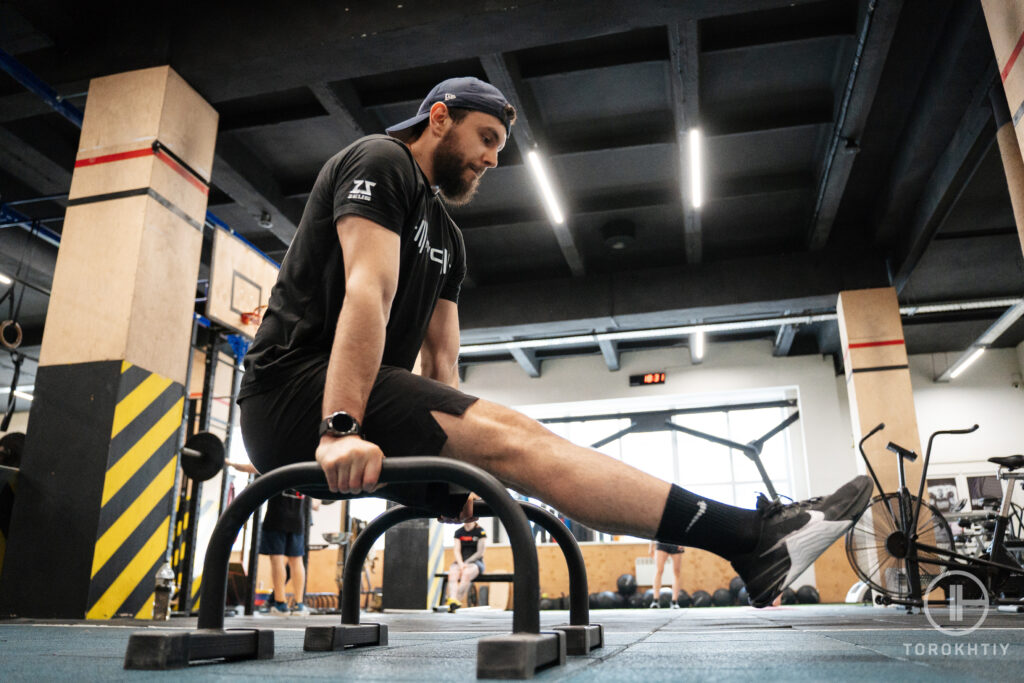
[412,219,450,274]
[348,179,376,201]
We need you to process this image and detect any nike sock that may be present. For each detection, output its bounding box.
[655,484,760,560]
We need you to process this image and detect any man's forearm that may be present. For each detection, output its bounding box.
[322,291,388,421]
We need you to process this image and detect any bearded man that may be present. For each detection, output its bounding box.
[238,77,871,607]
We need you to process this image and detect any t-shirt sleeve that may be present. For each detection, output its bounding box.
[439,226,467,303]
[477,528,487,539]
[332,138,418,235]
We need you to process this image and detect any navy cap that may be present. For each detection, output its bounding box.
[385,76,512,139]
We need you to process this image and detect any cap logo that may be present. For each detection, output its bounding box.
[444,93,456,101]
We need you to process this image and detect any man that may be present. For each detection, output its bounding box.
[238,76,872,607]
[229,461,315,616]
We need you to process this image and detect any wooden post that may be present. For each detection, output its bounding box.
[837,287,924,492]
[0,67,217,619]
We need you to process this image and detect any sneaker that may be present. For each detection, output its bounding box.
[446,598,462,613]
[731,475,872,608]
[268,600,289,616]
[291,603,310,617]
[671,602,680,609]
[649,600,658,608]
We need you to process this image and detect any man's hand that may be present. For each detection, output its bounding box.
[315,434,384,493]
[438,495,477,524]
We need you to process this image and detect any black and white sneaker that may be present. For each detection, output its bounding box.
[732,475,873,608]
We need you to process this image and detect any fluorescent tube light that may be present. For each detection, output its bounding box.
[692,329,705,361]
[526,150,565,225]
[0,272,11,285]
[12,390,33,401]
[689,128,703,209]
[949,347,985,379]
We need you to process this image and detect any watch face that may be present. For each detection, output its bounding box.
[328,413,356,433]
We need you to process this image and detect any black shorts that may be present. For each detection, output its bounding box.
[656,542,685,555]
[259,529,305,557]
[238,363,478,514]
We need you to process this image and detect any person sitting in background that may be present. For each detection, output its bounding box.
[650,541,685,609]
[445,519,487,612]
[229,461,318,616]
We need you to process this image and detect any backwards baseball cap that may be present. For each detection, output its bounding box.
[385,76,513,140]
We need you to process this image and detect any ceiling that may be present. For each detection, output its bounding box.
[1,0,1023,394]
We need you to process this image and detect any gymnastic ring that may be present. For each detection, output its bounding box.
[0,320,21,350]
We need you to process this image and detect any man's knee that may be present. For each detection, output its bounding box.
[434,399,547,462]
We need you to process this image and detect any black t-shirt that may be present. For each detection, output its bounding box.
[262,489,308,535]
[239,135,467,399]
[455,525,486,562]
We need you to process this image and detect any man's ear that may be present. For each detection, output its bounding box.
[427,101,451,137]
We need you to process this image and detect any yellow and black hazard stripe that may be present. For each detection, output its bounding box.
[85,361,184,619]
[426,520,446,608]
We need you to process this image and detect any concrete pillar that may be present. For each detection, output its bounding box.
[0,66,217,619]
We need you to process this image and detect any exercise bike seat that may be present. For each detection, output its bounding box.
[988,454,1024,470]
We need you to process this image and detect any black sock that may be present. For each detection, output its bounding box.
[655,484,760,560]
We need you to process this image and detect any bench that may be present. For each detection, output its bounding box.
[433,572,515,609]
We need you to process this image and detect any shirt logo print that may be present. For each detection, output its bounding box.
[412,219,450,274]
[348,179,376,201]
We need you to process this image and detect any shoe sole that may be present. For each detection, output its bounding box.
[749,478,873,607]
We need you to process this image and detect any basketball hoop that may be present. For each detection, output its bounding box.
[240,305,267,327]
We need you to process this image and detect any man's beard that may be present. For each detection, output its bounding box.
[432,130,480,207]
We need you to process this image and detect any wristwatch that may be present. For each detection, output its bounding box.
[318,411,362,439]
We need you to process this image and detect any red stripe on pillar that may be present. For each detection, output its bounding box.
[1001,29,1024,83]
[847,339,905,349]
[74,147,208,196]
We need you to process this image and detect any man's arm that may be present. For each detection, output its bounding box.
[316,215,400,494]
[418,299,461,388]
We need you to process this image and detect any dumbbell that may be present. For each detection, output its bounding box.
[179,431,226,481]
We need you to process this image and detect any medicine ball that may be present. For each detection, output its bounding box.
[712,588,734,607]
[597,590,618,609]
[729,576,745,597]
[796,585,820,604]
[627,594,644,608]
[642,588,655,608]
[539,598,554,610]
[589,592,600,609]
[737,586,749,606]
[610,592,626,608]
[617,573,638,596]
[658,587,674,608]
[691,590,712,607]
[780,587,797,605]
[676,589,692,608]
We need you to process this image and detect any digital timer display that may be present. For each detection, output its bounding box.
[629,372,666,386]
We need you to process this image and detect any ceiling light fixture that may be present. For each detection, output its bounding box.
[691,328,705,362]
[12,390,33,401]
[0,272,12,285]
[689,128,703,209]
[948,347,985,380]
[526,149,565,225]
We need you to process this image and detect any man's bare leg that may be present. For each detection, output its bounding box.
[433,397,874,608]
[433,399,669,538]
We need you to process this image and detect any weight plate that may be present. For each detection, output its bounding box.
[181,431,226,481]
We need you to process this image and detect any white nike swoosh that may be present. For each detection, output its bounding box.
[685,500,708,534]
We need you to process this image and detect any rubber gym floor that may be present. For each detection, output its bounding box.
[2,604,1023,681]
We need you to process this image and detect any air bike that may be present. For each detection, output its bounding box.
[845,423,1024,612]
